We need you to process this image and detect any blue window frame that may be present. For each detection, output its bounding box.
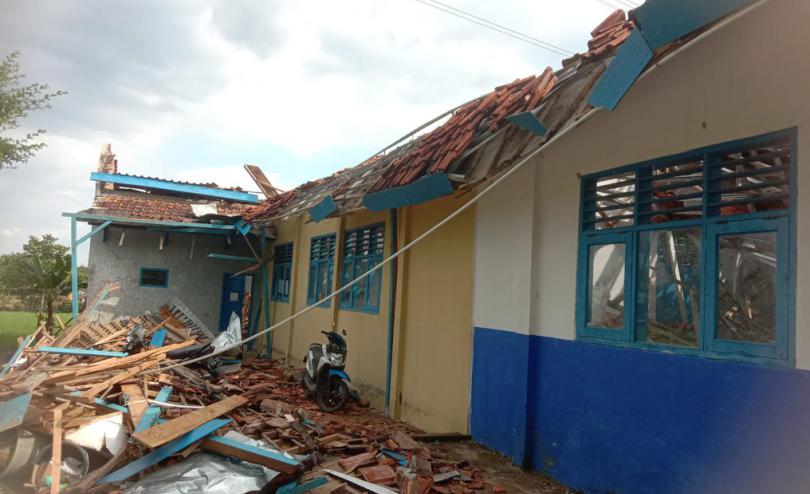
[139,267,168,288]
[307,234,336,307]
[576,129,796,364]
[340,223,385,313]
[271,243,294,302]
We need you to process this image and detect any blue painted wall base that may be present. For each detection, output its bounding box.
[471,327,810,494]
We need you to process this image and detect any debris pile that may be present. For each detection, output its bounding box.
[0,308,496,494]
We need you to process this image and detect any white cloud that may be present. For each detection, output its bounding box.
[0,0,622,263]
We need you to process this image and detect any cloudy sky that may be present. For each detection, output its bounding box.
[0,0,627,263]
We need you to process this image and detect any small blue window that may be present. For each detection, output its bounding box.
[577,129,796,364]
[340,223,385,313]
[140,268,168,288]
[271,243,294,302]
[307,234,336,307]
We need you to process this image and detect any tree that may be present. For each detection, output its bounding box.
[0,51,65,169]
[0,235,76,330]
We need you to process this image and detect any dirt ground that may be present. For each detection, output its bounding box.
[428,441,577,494]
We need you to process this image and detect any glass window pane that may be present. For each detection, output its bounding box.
[317,261,329,299]
[587,243,625,329]
[717,231,777,343]
[355,258,369,309]
[639,229,701,347]
[341,259,354,306]
[368,260,381,309]
[592,172,636,230]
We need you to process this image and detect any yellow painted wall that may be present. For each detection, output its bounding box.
[260,195,475,429]
[263,210,392,408]
[391,195,475,433]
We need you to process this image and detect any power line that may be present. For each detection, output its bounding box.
[593,0,639,10]
[413,0,575,56]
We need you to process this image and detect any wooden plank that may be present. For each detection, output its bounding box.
[34,346,128,358]
[99,418,231,484]
[202,435,301,474]
[44,340,195,385]
[132,395,248,448]
[121,384,148,427]
[134,386,172,433]
[81,356,165,399]
[50,407,63,494]
[0,393,32,434]
[324,469,398,494]
[0,335,32,377]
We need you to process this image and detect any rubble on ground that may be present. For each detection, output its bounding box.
[0,304,495,494]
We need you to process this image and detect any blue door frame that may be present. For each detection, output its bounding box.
[219,273,248,332]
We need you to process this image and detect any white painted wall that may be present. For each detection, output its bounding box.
[86,227,254,330]
[473,164,535,335]
[475,0,810,367]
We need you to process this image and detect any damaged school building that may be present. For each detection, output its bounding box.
[61,0,810,492]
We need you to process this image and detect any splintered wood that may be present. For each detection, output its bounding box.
[0,308,496,494]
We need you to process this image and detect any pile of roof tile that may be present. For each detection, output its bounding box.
[0,308,497,494]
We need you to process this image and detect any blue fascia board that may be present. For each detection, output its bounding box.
[205,435,301,468]
[234,219,252,235]
[207,253,257,263]
[363,173,454,212]
[633,0,755,50]
[134,386,172,432]
[310,196,337,222]
[64,212,237,231]
[100,418,231,483]
[90,172,259,204]
[0,335,31,377]
[0,393,32,434]
[506,111,548,136]
[588,29,654,110]
[149,328,167,348]
[34,346,128,358]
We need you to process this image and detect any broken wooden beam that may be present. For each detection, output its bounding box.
[99,418,231,484]
[202,434,301,474]
[132,395,248,448]
[134,386,172,433]
[33,347,128,358]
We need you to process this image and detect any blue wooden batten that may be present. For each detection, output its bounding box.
[587,29,653,110]
[506,111,548,136]
[633,0,756,50]
[99,418,232,483]
[134,386,173,433]
[363,173,454,211]
[149,328,167,348]
[90,172,259,204]
[310,196,337,222]
[0,335,32,377]
[34,347,128,358]
[0,393,32,434]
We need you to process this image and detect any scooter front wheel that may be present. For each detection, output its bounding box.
[317,375,349,412]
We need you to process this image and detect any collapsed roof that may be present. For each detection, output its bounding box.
[243,0,760,225]
[243,9,634,223]
[81,145,254,226]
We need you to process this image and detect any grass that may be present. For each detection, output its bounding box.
[0,311,71,349]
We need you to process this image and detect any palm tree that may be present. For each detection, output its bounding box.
[4,235,72,331]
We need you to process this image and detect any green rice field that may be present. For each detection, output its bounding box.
[0,311,71,349]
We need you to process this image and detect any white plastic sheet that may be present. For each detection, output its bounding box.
[123,431,282,494]
[210,312,242,352]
